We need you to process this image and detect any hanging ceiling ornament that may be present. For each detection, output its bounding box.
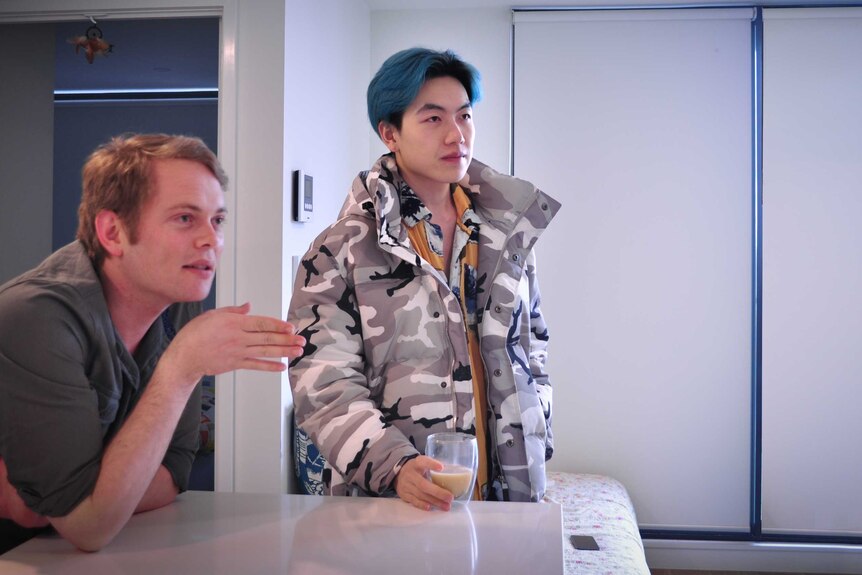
[69,18,114,64]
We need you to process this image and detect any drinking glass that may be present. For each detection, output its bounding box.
[425,432,478,504]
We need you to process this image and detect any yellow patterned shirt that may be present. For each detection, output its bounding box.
[402,184,489,500]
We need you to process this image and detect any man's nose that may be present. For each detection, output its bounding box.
[196,222,220,248]
[445,121,465,145]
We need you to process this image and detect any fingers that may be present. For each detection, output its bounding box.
[414,455,444,473]
[395,457,453,512]
[237,358,287,372]
[247,335,305,357]
[410,482,454,512]
[242,316,295,335]
[410,483,453,512]
[209,309,307,356]
[215,302,251,315]
[220,316,294,336]
[169,307,306,380]
[246,331,304,347]
[210,337,304,375]
[214,305,298,336]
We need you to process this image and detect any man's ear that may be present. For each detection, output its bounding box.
[378,121,399,153]
[94,210,126,258]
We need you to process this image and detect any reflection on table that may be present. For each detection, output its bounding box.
[0,491,563,575]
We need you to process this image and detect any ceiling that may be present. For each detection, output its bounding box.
[364,0,853,8]
[45,3,710,93]
[48,0,850,92]
[53,17,218,92]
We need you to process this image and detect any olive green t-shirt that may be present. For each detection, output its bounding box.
[0,241,201,551]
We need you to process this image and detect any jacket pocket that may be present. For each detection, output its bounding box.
[354,275,447,365]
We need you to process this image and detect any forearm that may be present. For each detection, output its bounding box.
[49,362,196,551]
[6,305,301,552]
[135,465,179,514]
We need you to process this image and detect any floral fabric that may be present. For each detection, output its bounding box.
[545,471,650,574]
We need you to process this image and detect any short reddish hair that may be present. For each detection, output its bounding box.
[76,133,228,265]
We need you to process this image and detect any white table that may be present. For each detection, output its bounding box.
[0,491,563,574]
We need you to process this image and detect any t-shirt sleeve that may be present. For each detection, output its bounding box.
[0,287,104,517]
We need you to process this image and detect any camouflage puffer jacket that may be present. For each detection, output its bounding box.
[288,154,560,502]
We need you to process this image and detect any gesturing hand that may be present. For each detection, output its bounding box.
[162,303,306,384]
[0,457,49,529]
[394,456,454,512]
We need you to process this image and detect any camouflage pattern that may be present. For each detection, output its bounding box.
[288,153,560,502]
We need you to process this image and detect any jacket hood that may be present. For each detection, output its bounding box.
[340,153,561,244]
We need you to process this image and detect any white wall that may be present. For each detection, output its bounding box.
[283,0,371,285]
[369,8,511,173]
[226,0,291,495]
[281,0,371,493]
[210,0,372,495]
[0,24,54,284]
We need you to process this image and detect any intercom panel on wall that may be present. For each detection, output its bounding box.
[293,170,313,222]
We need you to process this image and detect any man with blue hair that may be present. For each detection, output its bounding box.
[289,48,560,510]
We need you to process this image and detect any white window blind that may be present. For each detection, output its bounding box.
[761,7,862,536]
[514,8,753,530]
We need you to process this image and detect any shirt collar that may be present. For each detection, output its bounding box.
[399,183,479,232]
[399,185,432,229]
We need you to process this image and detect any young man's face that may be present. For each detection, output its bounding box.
[117,158,226,311]
[382,75,475,198]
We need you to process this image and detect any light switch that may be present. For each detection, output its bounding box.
[293,170,313,222]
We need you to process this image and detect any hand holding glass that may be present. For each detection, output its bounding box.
[425,432,478,503]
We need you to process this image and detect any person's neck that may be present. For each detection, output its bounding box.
[404,178,454,220]
[403,176,459,272]
[98,262,165,357]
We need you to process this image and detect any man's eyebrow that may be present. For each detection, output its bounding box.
[168,203,228,214]
[414,101,472,114]
[415,103,445,114]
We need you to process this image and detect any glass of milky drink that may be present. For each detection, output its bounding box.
[425,432,478,504]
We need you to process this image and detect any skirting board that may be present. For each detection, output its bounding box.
[644,539,862,573]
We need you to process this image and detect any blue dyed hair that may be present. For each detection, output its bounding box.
[367,47,482,136]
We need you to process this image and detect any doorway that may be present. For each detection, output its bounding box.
[0,15,220,491]
[52,17,220,251]
[54,17,220,491]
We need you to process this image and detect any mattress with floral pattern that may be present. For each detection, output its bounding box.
[545,471,650,574]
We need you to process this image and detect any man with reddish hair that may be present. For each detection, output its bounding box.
[0,134,305,552]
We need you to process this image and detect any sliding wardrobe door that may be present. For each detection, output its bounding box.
[761,7,862,536]
[514,9,753,530]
